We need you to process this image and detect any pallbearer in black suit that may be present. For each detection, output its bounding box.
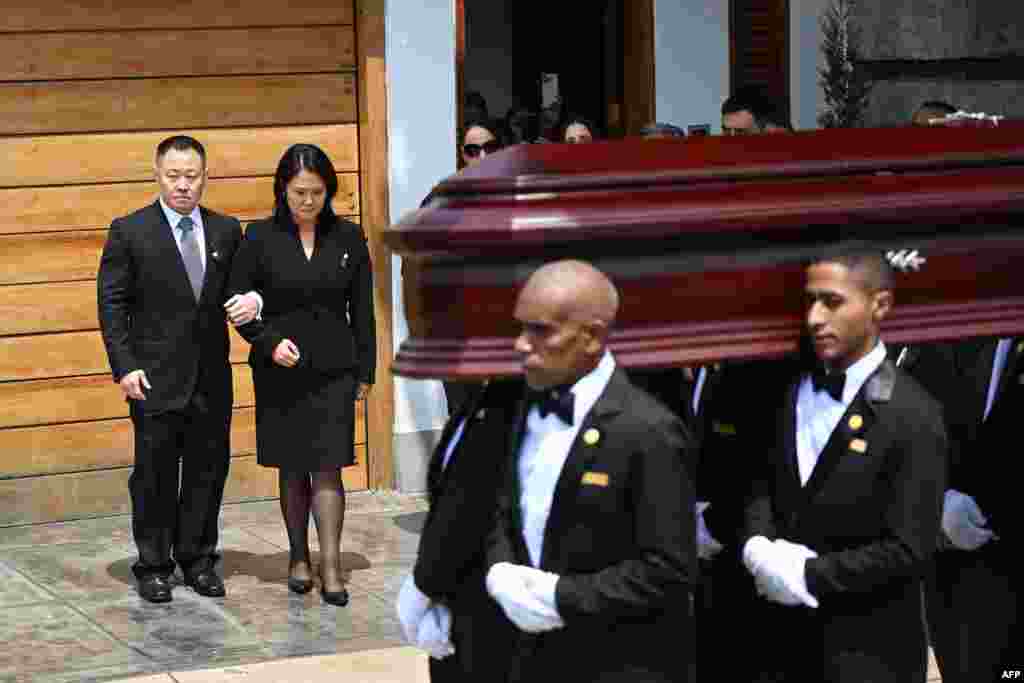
[485,260,697,683]
[396,379,521,681]
[925,336,1022,682]
[742,249,946,682]
[229,144,376,607]
[98,136,262,603]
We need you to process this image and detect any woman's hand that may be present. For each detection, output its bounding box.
[355,383,371,401]
[272,339,301,367]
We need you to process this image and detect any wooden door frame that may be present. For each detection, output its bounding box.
[356,0,395,490]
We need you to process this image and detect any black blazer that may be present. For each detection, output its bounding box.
[228,216,375,384]
[744,360,947,678]
[488,367,697,683]
[97,201,242,416]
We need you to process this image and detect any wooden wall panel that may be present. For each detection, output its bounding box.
[0,1,355,33]
[0,405,366,479]
[0,27,355,82]
[0,174,360,234]
[0,73,357,136]
[0,330,249,382]
[0,369,255,429]
[0,281,97,335]
[0,124,359,188]
[0,230,104,284]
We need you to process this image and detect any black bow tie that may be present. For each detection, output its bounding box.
[811,369,846,402]
[529,386,575,425]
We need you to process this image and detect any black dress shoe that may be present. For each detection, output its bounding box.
[321,585,350,607]
[185,570,226,597]
[287,576,314,594]
[138,575,173,603]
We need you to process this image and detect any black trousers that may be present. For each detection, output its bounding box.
[925,546,1018,683]
[129,392,231,580]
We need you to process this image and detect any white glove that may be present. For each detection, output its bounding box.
[942,489,995,551]
[486,562,564,633]
[743,536,819,608]
[416,605,455,660]
[696,502,724,560]
[396,573,431,646]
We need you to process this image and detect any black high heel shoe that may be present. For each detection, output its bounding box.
[287,576,314,595]
[320,573,349,606]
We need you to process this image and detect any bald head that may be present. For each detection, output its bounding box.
[519,260,619,327]
[513,260,619,389]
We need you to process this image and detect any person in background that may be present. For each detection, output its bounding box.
[911,100,957,127]
[97,135,261,604]
[640,122,687,139]
[229,144,376,607]
[561,115,598,144]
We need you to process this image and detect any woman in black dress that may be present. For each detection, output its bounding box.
[230,144,375,606]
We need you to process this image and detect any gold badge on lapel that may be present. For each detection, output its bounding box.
[582,428,601,446]
[581,471,609,487]
[848,414,864,431]
[849,438,868,454]
[1018,340,1024,355]
[712,421,737,436]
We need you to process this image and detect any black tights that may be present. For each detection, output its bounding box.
[279,469,346,592]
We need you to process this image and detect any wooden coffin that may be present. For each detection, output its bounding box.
[384,123,1024,379]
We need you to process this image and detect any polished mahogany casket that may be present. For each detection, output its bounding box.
[385,122,1024,379]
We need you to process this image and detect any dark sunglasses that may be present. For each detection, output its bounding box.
[463,140,501,158]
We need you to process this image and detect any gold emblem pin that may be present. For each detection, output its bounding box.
[583,428,601,446]
[712,421,737,436]
[850,438,868,454]
[848,414,863,431]
[581,471,609,487]
[1018,341,1024,355]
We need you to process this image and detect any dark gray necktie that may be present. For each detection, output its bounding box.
[178,216,204,301]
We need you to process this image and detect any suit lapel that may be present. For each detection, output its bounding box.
[802,361,892,501]
[428,383,486,499]
[780,379,802,500]
[539,368,627,569]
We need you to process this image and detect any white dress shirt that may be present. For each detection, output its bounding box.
[795,342,887,486]
[519,351,616,567]
[984,338,1013,421]
[159,197,206,270]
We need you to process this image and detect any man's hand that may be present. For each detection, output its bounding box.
[272,339,301,368]
[224,292,261,327]
[743,536,819,608]
[355,383,371,401]
[942,489,996,551]
[485,562,565,633]
[396,574,431,646]
[119,369,151,400]
[416,605,456,660]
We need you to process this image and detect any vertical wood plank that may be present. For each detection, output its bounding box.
[357,0,395,490]
[622,0,656,136]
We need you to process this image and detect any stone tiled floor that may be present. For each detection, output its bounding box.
[0,490,944,682]
[0,492,427,683]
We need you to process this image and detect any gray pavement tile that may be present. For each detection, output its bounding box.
[0,559,56,607]
[0,603,152,682]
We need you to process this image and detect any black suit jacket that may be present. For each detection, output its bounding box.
[413,379,522,679]
[229,216,376,384]
[488,367,697,683]
[744,360,947,678]
[97,201,242,416]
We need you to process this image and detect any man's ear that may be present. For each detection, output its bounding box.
[872,289,894,322]
[583,319,608,354]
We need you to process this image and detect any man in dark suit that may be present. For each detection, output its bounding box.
[97,135,260,603]
[925,336,1021,682]
[741,249,946,682]
[484,260,697,683]
[396,379,521,681]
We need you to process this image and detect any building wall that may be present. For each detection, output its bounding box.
[0,1,370,524]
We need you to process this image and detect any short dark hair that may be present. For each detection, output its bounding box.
[811,247,895,293]
[917,100,957,116]
[639,122,686,138]
[561,114,599,141]
[462,118,502,145]
[156,135,206,167]
[273,144,339,225]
